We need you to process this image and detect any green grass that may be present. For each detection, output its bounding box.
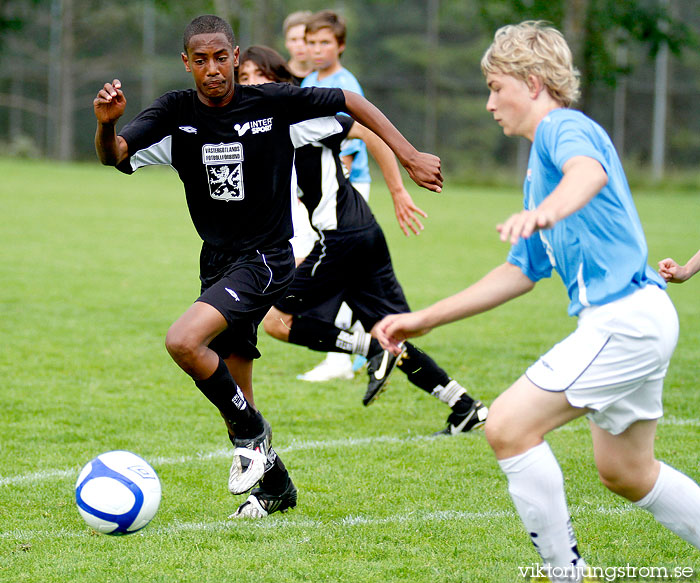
[1,158,698,582]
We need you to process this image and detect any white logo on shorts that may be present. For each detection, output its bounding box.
[225,287,240,301]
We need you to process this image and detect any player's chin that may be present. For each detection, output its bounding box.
[203,83,230,99]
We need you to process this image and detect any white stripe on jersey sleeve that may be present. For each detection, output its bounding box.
[289,117,343,149]
[129,135,173,171]
[310,147,340,231]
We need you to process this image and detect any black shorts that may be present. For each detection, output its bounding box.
[198,243,295,360]
[275,222,409,330]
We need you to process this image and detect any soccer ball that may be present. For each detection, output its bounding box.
[75,450,161,535]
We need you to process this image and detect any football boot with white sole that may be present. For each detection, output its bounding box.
[363,347,405,406]
[434,400,488,436]
[231,477,298,518]
[228,417,272,495]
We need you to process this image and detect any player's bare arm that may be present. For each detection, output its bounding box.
[342,90,442,193]
[94,79,129,167]
[349,122,427,236]
[377,262,535,354]
[497,156,607,244]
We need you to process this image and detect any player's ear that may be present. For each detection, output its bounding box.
[182,52,191,72]
[232,46,240,68]
[527,74,544,99]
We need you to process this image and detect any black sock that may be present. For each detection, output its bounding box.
[451,393,476,414]
[366,338,383,358]
[194,357,264,438]
[288,315,354,354]
[259,452,289,494]
[396,342,449,394]
[397,343,475,410]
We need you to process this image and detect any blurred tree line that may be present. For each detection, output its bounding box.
[0,0,698,182]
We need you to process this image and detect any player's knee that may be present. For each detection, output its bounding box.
[262,310,292,341]
[484,414,518,456]
[597,465,633,498]
[484,405,543,458]
[165,325,200,366]
[596,459,652,500]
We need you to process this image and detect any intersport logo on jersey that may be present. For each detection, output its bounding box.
[234,117,273,136]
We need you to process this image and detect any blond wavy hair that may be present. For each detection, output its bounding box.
[481,21,580,107]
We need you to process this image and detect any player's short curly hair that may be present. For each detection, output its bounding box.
[183,15,236,54]
[481,21,580,107]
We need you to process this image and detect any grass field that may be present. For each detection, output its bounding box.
[1,158,698,582]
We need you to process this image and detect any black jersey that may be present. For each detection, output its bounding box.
[294,115,375,232]
[116,83,346,252]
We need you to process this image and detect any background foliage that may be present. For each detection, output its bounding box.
[0,0,699,182]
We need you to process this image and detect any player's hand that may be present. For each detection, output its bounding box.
[658,257,687,283]
[403,152,443,193]
[391,188,427,236]
[94,79,126,124]
[497,208,555,245]
[374,312,433,355]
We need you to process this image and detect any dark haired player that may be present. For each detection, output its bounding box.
[93,14,442,518]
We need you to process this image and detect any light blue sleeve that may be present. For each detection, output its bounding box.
[544,114,609,176]
[507,233,553,283]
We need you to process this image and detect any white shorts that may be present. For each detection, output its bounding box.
[526,285,678,435]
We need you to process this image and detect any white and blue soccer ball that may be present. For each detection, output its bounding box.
[75,450,161,535]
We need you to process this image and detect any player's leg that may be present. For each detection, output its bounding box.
[591,419,700,548]
[221,352,295,516]
[298,302,355,382]
[577,285,699,546]
[352,225,485,413]
[194,246,296,502]
[264,233,386,365]
[165,301,264,439]
[394,342,488,433]
[265,307,378,355]
[167,302,271,496]
[213,352,295,519]
[262,307,294,342]
[486,376,590,576]
[224,352,254,406]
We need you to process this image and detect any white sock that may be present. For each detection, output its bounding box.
[342,331,371,357]
[634,461,700,548]
[431,380,466,407]
[498,442,583,570]
[334,302,353,329]
[322,351,352,366]
[332,330,371,358]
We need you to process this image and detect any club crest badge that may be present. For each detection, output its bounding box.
[202,143,244,201]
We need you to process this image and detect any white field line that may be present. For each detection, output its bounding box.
[1,415,697,488]
[0,434,435,488]
[0,505,631,540]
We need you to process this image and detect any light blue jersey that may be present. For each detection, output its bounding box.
[302,68,370,184]
[507,109,665,316]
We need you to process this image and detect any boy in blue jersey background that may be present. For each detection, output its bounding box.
[377,20,700,582]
